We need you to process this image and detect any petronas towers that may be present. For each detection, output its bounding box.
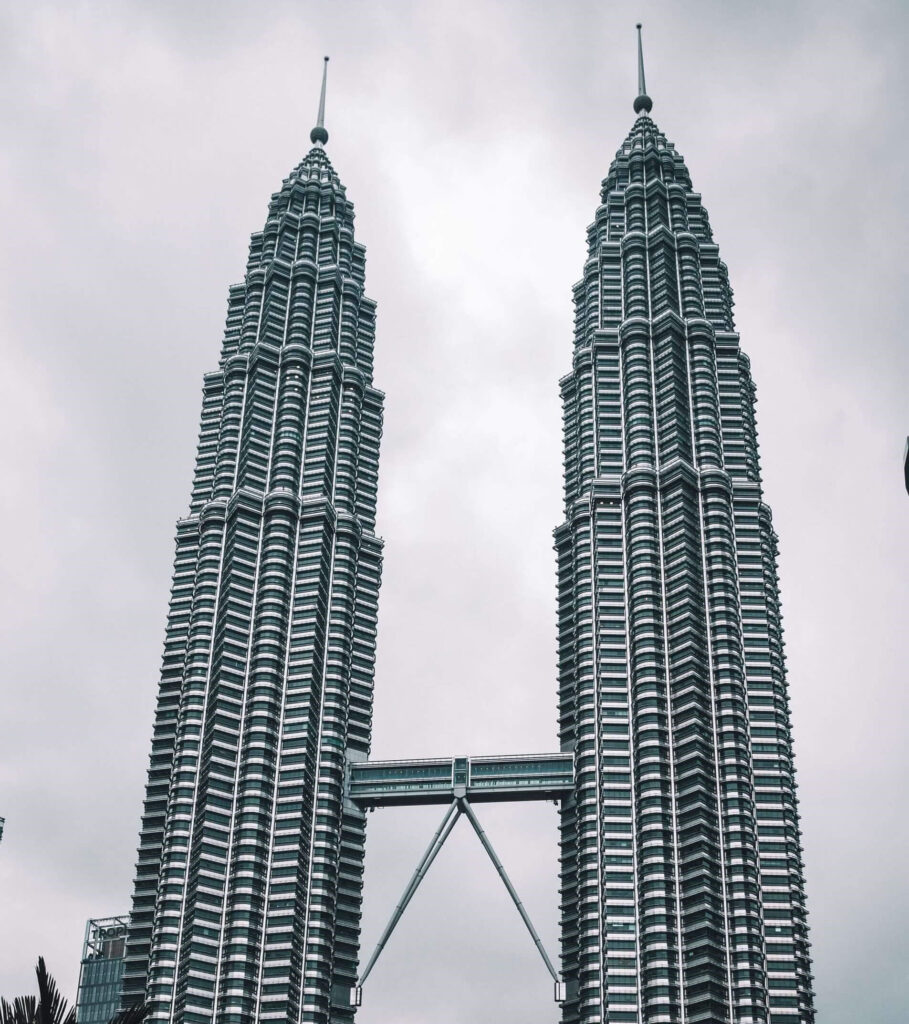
[121,38,815,1024]
[121,60,381,1023]
[555,35,812,1021]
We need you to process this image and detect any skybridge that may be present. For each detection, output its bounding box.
[347,752,574,808]
[342,751,574,1008]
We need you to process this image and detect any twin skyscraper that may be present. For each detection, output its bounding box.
[119,36,815,1024]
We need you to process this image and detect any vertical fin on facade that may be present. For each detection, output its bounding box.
[634,24,653,114]
[311,55,330,146]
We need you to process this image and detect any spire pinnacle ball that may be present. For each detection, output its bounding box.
[633,94,653,114]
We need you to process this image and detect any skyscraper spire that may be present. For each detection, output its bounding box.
[310,55,329,145]
[633,23,653,114]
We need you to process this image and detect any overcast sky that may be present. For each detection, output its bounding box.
[0,1,907,1021]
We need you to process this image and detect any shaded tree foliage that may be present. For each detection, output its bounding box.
[0,959,146,1024]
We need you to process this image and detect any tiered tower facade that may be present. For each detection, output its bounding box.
[554,42,814,1024]
[121,65,383,1024]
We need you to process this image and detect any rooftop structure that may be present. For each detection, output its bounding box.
[77,916,129,1024]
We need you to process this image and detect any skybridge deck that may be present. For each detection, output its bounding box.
[347,753,573,807]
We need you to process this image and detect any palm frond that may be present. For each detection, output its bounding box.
[107,1003,148,1024]
[0,994,38,1024]
[34,959,75,1024]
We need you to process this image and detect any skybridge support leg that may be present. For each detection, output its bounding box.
[357,799,461,991]
[458,797,563,998]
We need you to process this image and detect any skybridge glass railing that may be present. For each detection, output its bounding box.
[347,753,574,807]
